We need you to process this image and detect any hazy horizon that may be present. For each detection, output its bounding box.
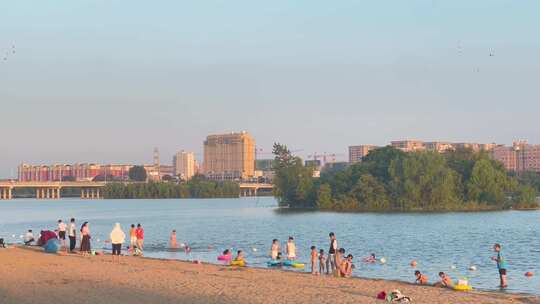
[2,1,539,178]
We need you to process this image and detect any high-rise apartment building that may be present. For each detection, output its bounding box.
[203,131,255,180]
[348,145,378,163]
[173,150,195,181]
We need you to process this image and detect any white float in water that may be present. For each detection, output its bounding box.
[469,265,477,271]
[380,257,387,264]
[252,247,257,252]
[451,265,457,270]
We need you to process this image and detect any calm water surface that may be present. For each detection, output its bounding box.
[0,197,538,295]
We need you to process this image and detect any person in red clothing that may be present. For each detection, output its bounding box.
[135,223,144,252]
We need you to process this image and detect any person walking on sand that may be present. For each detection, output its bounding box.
[129,224,136,251]
[286,236,296,260]
[68,218,77,253]
[57,219,67,250]
[169,230,177,249]
[110,223,125,263]
[327,232,338,274]
[491,243,508,288]
[135,223,144,251]
[270,239,280,260]
[80,222,91,256]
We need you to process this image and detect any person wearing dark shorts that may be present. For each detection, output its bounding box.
[110,223,126,263]
[492,243,508,288]
[57,219,67,250]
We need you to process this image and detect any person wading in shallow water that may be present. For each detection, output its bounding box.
[135,223,144,252]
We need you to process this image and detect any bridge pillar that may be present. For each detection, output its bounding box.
[90,188,95,199]
[1,188,5,199]
[96,188,101,199]
[46,188,51,199]
[81,188,86,199]
[56,188,61,199]
[8,187,12,199]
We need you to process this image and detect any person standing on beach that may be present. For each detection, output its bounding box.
[80,222,91,255]
[57,220,67,250]
[270,239,280,260]
[129,224,136,251]
[327,232,338,274]
[169,230,177,248]
[491,243,508,288]
[110,223,125,263]
[68,218,77,253]
[135,223,144,251]
[310,246,318,275]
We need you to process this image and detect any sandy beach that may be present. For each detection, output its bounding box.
[0,247,538,304]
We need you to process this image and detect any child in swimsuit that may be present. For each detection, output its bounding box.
[271,239,280,260]
[310,246,318,275]
[415,270,428,285]
[235,250,244,262]
[287,236,296,260]
[435,272,453,288]
[319,249,326,274]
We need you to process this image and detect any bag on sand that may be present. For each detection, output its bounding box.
[387,290,412,303]
[44,239,60,254]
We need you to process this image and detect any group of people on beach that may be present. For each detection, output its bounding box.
[24,219,146,261]
[268,232,354,278]
[22,221,510,289]
[413,243,508,288]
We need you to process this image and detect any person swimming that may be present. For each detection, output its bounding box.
[363,253,377,263]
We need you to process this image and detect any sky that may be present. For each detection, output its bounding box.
[1,0,539,177]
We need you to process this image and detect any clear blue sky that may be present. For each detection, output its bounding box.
[1,0,539,177]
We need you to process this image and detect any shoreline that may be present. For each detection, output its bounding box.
[1,247,538,304]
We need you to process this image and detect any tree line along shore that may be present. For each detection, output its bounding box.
[272,143,539,212]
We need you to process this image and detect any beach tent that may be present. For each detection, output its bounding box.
[44,239,60,254]
[37,230,57,246]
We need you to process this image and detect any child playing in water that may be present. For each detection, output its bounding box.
[235,250,244,262]
[286,236,296,260]
[363,253,377,263]
[222,249,232,260]
[169,230,177,248]
[435,272,453,288]
[319,249,326,274]
[491,243,508,288]
[414,270,428,285]
[310,246,318,275]
[271,239,280,260]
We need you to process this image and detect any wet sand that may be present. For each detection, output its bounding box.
[0,247,538,304]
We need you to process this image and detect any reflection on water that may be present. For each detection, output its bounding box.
[0,197,538,295]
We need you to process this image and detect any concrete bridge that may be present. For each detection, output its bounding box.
[0,181,273,199]
[238,183,273,197]
[0,181,105,200]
